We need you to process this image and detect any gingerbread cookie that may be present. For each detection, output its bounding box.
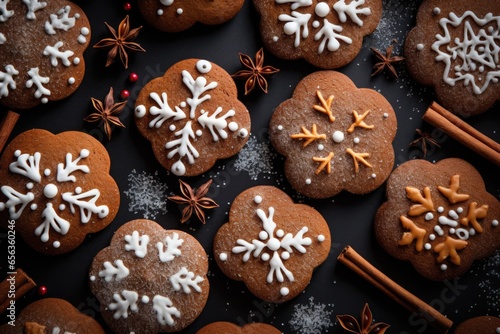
[0,298,105,334]
[269,70,397,198]
[455,316,500,334]
[89,219,209,333]
[134,59,251,176]
[213,185,331,303]
[404,0,500,117]
[138,0,245,33]
[196,322,282,334]
[253,0,382,69]
[0,129,119,255]
[374,158,500,281]
[0,0,91,110]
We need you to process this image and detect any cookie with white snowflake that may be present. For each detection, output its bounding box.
[138,0,245,32]
[269,70,397,198]
[253,0,382,69]
[213,185,331,303]
[374,158,500,281]
[134,59,251,176]
[0,129,119,255]
[89,219,209,333]
[196,322,282,334]
[404,0,500,116]
[0,0,91,109]
[0,298,105,334]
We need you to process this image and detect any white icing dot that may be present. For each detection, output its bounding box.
[448,210,459,220]
[416,43,424,51]
[259,231,268,240]
[77,35,86,44]
[272,36,279,42]
[44,168,51,176]
[80,149,90,158]
[317,144,324,151]
[238,128,249,138]
[44,184,58,198]
[171,160,186,176]
[73,57,80,65]
[268,238,281,251]
[492,219,499,227]
[277,125,284,131]
[59,204,66,211]
[434,225,444,236]
[53,241,60,248]
[437,206,444,213]
[424,243,431,250]
[315,2,330,17]
[281,251,290,260]
[135,105,147,118]
[312,20,320,28]
[383,112,389,118]
[81,27,90,35]
[425,212,434,221]
[353,137,360,144]
[261,253,270,261]
[41,97,48,104]
[429,234,436,241]
[196,60,212,73]
[176,8,183,15]
[280,287,289,296]
[469,228,476,236]
[276,229,284,238]
[169,124,176,131]
[254,195,263,204]
[456,207,463,213]
[196,129,203,137]
[433,7,441,15]
[141,295,150,304]
[332,131,344,143]
[68,77,76,85]
[371,173,376,179]
[305,178,311,185]
[219,253,228,261]
[75,187,82,194]
[449,228,456,234]
[90,275,96,281]
[14,150,21,157]
[228,122,238,132]
[180,101,187,108]
[440,264,447,271]
[75,13,80,19]
[317,235,325,242]
[26,182,34,190]
[30,203,37,211]
[157,9,164,15]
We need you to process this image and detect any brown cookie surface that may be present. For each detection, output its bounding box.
[374,158,500,281]
[0,0,91,110]
[253,0,382,69]
[213,185,331,303]
[196,321,282,334]
[0,129,119,255]
[269,70,397,198]
[89,219,209,333]
[0,298,104,334]
[404,0,500,117]
[454,316,500,334]
[138,0,245,33]
[134,59,251,176]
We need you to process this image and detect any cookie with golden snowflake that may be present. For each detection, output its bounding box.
[138,0,244,32]
[253,0,382,69]
[374,158,500,281]
[269,70,397,198]
[0,0,91,109]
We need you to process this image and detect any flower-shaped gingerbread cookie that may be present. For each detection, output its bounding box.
[375,158,500,281]
[253,0,382,69]
[214,186,331,303]
[196,322,282,334]
[134,59,251,176]
[269,70,397,198]
[0,0,91,109]
[0,129,119,255]
[89,219,209,333]
[404,0,500,116]
[138,0,245,33]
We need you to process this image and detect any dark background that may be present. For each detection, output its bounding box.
[1,0,499,333]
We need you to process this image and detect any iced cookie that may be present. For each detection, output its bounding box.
[404,0,500,117]
[374,158,500,281]
[138,0,245,33]
[253,0,382,69]
[213,185,331,303]
[196,322,282,334]
[0,0,91,109]
[89,219,209,333]
[455,316,500,334]
[0,129,119,255]
[269,70,397,198]
[134,59,251,176]
[0,298,105,334]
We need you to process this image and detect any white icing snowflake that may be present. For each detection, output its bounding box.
[432,11,500,94]
[0,148,110,248]
[232,206,312,284]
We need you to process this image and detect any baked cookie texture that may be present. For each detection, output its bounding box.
[138,0,245,32]
[269,70,397,198]
[375,158,500,281]
[0,129,119,255]
[454,316,500,334]
[0,298,105,334]
[134,59,251,177]
[404,0,500,117]
[253,0,382,69]
[196,321,282,334]
[89,219,209,333]
[0,0,91,110]
[214,185,331,303]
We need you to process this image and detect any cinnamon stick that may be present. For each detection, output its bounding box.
[423,102,500,166]
[0,269,36,314]
[0,110,20,154]
[338,246,453,333]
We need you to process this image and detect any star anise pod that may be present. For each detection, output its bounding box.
[370,43,405,79]
[84,87,126,140]
[232,48,279,95]
[93,15,146,69]
[168,179,219,224]
[410,128,441,157]
[337,303,390,334]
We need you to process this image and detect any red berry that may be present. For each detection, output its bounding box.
[123,3,132,11]
[38,286,47,295]
[128,72,139,83]
[120,89,130,99]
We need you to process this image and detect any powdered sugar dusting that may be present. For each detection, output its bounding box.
[234,136,277,180]
[123,169,168,219]
[289,296,334,334]
[474,250,500,314]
